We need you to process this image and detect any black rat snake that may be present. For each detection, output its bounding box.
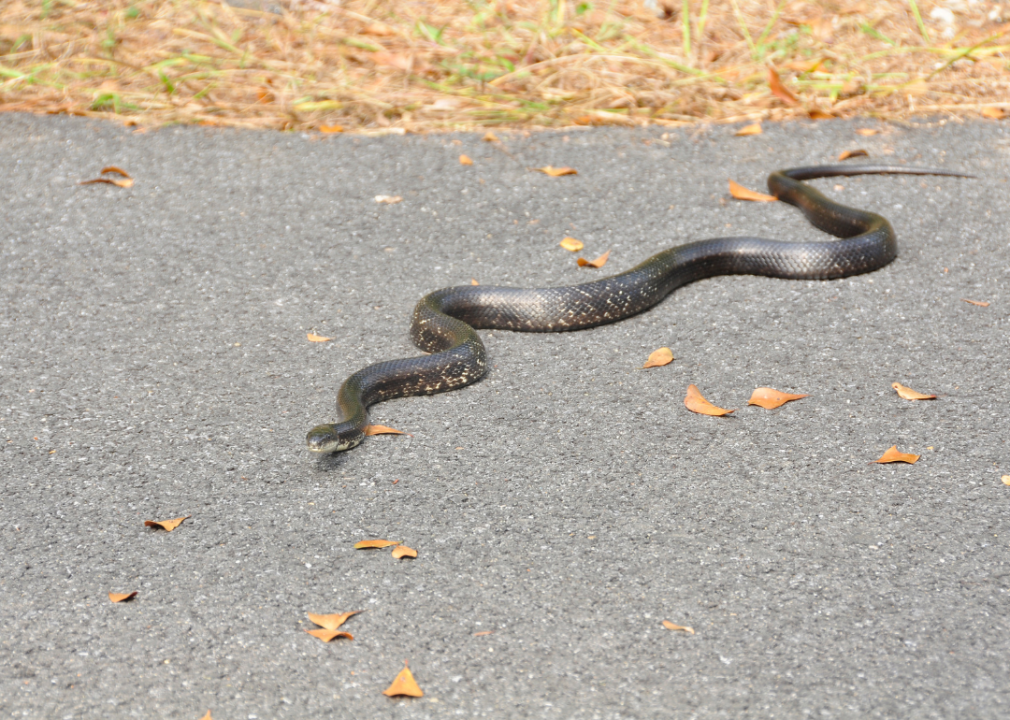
[307,164,968,454]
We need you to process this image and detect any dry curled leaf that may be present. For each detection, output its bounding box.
[459,154,473,166]
[729,179,777,202]
[374,195,402,204]
[364,424,405,436]
[144,516,190,532]
[684,384,735,416]
[319,124,344,133]
[109,591,137,603]
[663,620,695,634]
[808,109,834,120]
[80,166,134,188]
[307,333,332,342]
[391,545,418,559]
[747,388,808,409]
[981,107,1006,120]
[874,446,920,464]
[305,629,354,642]
[892,382,936,401]
[537,166,577,177]
[642,347,674,368]
[559,237,584,252]
[355,539,400,549]
[768,67,799,105]
[482,131,499,142]
[1002,475,1010,486]
[383,661,423,698]
[734,123,762,136]
[577,250,610,268]
[961,298,990,307]
[856,128,879,136]
[307,611,361,630]
[838,149,869,160]
[101,166,131,178]
[471,278,479,285]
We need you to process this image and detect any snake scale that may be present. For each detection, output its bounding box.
[307,164,968,454]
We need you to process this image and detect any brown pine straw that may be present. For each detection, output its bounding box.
[0,0,1007,133]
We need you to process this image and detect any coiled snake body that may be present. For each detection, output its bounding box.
[308,164,967,454]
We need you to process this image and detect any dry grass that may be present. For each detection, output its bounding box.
[1,0,1008,133]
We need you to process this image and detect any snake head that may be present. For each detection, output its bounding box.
[306,423,363,454]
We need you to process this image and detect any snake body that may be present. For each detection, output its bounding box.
[307,164,968,454]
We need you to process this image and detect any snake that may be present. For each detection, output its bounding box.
[307,163,969,454]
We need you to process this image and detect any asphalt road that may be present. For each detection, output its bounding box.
[2,113,1008,719]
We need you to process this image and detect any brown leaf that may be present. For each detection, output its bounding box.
[101,166,131,178]
[305,628,354,642]
[374,195,403,204]
[838,149,868,160]
[307,333,332,342]
[473,630,494,636]
[874,446,920,464]
[482,131,499,142]
[684,384,735,416]
[642,347,674,368]
[729,179,777,202]
[373,52,412,71]
[362,23,396,36]
[747,388,808,409]
[383,661,423,698]
[663,620,695,634]
[768,67,799,105]
[961,298,990,307]
[354,539,400,549]
[559,237,584,252]
[307,610,361,630]
[391,544,418,559]
[256,89,274,104]
[734,123,762,136]
[364,424,404,436]
[109,591,137,603]
[200,713,212,720]
[537,166,577,177]
[80,177,134,188]
[1002,475,1010,486]
[459,154,473,166]
[143,516,190,532]
[471,278,479,285]
[808,109,834,120]
[320,124,344,133]
[982,107,1006,120]
[891,382,936,401]
[856,128,879,136]
[577,250,610,268]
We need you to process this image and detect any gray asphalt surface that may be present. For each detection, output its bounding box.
[2,113,1008,719]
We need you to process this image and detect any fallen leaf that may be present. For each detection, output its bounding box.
[79,177,133,188]
[642,347,674,368]
[109,591,137,603]
[373,52,412,71]
[768,67,799,105]
[577,250,610,268]
[1002,475,1010,486]
[471,278,479,285]
[305,629,354,642]
[729,179,777,202]
[838,149,868,160]
[747,388,809,409]
[143,516,190,532]
[101,166,131,178]
[735,123,762,136]
[383,661,423,698]
[256,89,274,103]
[473,630,494,636]
[874,446,920,464]
[364,424,404,436]
[307,333,332,342]
[459,154,473,166]
[559,237,584,252]
[320,124,344,133]
[354,539,400,549]
[307,611,361,630]
[374,195,403,204]
[200,713,211,720]
[537,166,577,177]
[392,544,418,559]
[808,109,834,120]
[482,131,499,142]
[684,384,735,416]
[663,620,695,634]
[891,382,936,400]
[362,22,396,36]
[856,128,879,136]
[982,107,1006,119]
[961,298,990,307]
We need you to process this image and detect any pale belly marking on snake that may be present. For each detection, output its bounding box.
[307,164,969,454]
